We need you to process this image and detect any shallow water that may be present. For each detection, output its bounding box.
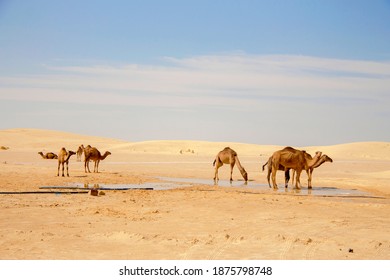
[156,177,374,197]
[40,176,377,198]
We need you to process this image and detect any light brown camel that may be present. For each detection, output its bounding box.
[76,144,84,161]
[213,147,248,182]
[291,154,333,187]
[262,147,313,188]
[84,146,111,173]
[271,147,322,189]
[38,152,58,159]
[57,148,76,177]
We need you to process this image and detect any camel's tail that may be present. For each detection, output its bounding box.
[213,159,216,166]
[262,162,267,171]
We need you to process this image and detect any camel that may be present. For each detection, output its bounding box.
[57,148,76,177]
[262,147,313,188]
[213,147,248,182]
[291,154,333,187]
[84,146,111,173]
[76,145,84,161]
[270,147,322,189]
[38,152,58,159]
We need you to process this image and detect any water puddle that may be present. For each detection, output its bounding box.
[156,177,377,198]
[39,177,381,198]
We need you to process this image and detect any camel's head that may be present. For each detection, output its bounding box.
[68,151,76,156]
[323,155,333,163]
[241,169,248,182]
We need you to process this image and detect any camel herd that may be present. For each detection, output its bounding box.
[39,145,112,177]
[214,146,332,189]
[39,145,332,189]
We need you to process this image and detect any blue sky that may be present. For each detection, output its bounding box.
[0,0,390,146]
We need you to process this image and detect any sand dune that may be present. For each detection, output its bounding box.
[0,128,389,260]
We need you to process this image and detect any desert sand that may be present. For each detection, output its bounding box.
[0,128,389,260]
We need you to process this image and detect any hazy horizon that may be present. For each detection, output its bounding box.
[1,1,389,146]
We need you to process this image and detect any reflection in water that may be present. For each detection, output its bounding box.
[158,177,371,197]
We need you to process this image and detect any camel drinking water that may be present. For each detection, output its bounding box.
[213,147,248,182]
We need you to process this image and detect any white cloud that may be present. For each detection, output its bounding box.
[0,53,389,111]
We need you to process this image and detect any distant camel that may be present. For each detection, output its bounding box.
[270,147,322,189]
[57,148,76,177]
[291,154,333,187]
[213,147,248,182]
[38,152,58,159]
[76,145,84,161]
[84,146,111,173]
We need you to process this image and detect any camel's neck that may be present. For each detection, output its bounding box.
[65,153,74,162]
[307,152,322,168]
[311,157,326,169]
[39,153,45,159]
[100,152,110,160]
[235,156,246,174]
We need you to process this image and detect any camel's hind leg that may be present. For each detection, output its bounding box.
[266,165,272,188]
[271,164,278,189]
[94,160,99,173]
[85,158,91,173]
[294,169,302,189]
[57,162,60,176]
[284,169,290,188]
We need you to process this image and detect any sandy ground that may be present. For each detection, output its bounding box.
[0,128,389,260]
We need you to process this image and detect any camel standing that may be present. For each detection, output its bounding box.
[262,147,312,188]
[38,152,58,159]
[291,154,333,187]
[84,146,111,173]
[270,147,322,189]
[57,148,76,177]
[213,147,248,182]
[76,145,84,162]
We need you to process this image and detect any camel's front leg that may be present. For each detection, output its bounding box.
[66,162,69,177]
[307,169,313,189]
[61,163,65,177]
[214,161,222,182]
[229,162,235,181]
[57,162,60,176]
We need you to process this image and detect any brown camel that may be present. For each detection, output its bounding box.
[291,154,333,187]
[76,144,84,161]
[270,147,322,189]
[57,148,76,177]
[213,147,248,182]
[38,152,58,159]
[262,147,315,188]
[84,146,111,173]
